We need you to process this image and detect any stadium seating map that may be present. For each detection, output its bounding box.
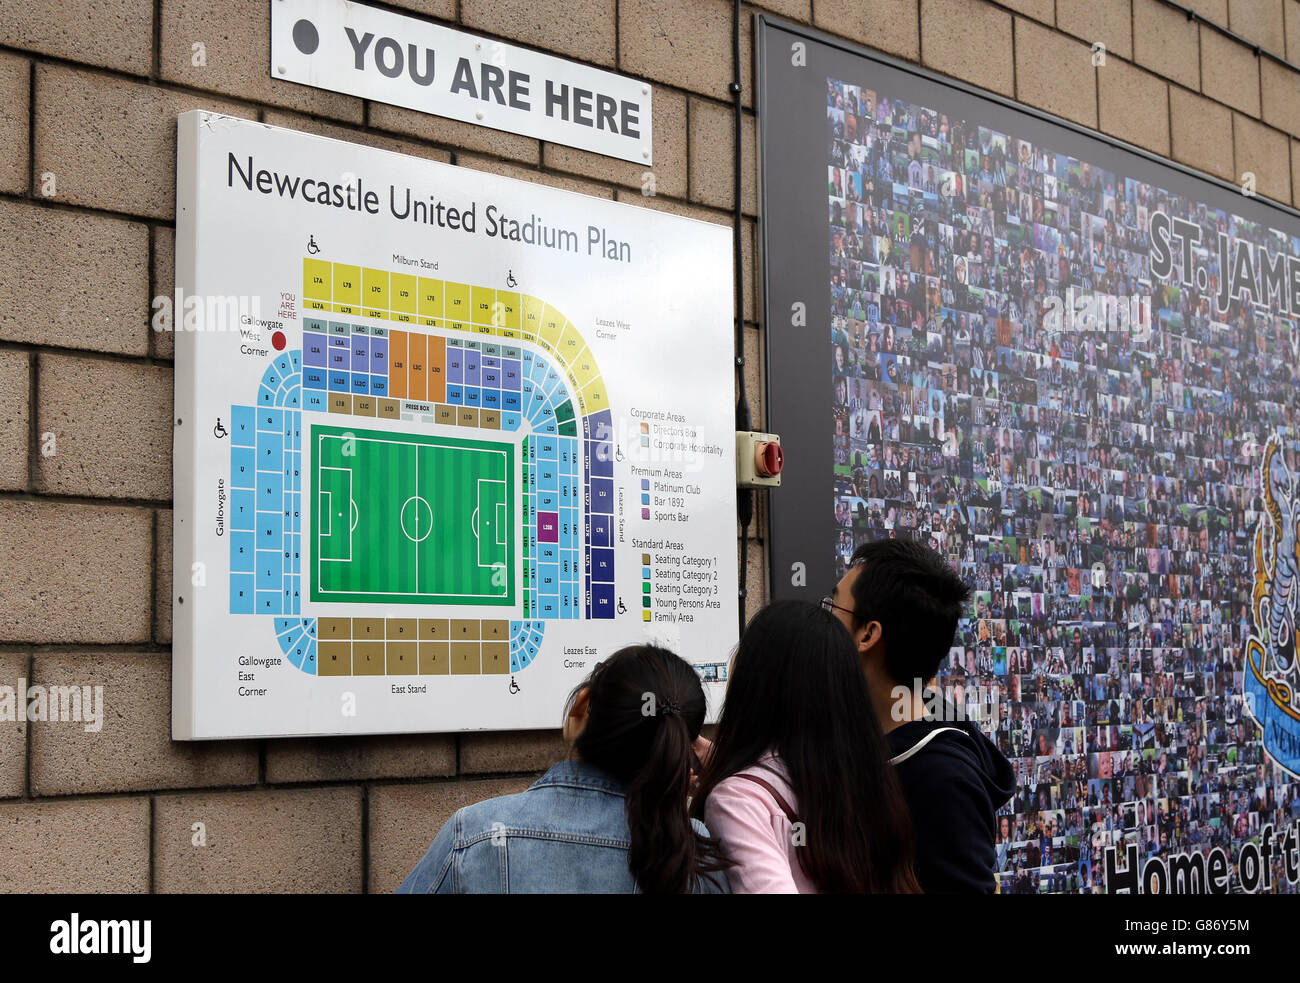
[173,112,736,739]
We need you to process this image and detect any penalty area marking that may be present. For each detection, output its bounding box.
[318,467,354,563]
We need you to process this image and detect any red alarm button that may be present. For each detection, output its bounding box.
[756,441,783,477]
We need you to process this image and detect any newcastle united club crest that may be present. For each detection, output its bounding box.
[1246,435,1300,775]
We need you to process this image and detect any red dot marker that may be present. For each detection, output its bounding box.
[272,330,286,351]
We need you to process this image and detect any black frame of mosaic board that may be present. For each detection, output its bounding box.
[758,13,1300,893]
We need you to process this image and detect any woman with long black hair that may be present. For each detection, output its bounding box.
[692,600,920,893]
[398,644,728,893]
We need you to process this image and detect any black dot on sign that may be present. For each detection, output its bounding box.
[1197,267,1207,290]
[293,19,320,54]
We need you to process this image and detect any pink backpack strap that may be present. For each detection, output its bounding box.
[731,772,798,824]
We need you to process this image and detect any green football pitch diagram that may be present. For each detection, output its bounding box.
[310,425,516,605]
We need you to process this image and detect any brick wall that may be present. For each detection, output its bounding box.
[0,0,1297,893]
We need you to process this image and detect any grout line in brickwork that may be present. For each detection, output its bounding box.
[1230,109,1237,187]
[1292,140,1298,208]
[2,786,223,808]
[21,650,31,801]
[2,769,550,804]
[147,794,156,893]
[0,338,163,366]
[152,0,161,81]
[1011,13,1019,102]
[25,56,34,200]
[1,45,178,86]
[150,508,160,646]
[1198,19,1205,96]
[1167,79,1173,158]
[1259,30,1266,120]
[26,350,37,493]
[147,225,158,363]
[0,489,172,511]
[0,643,172,657]
[360,783,370,893]
[684,96,692,204]
[916,0,921,64]
[0,184,177,232]
[1294,141,1299,208]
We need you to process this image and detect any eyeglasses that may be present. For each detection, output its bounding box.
[820,595,855,618]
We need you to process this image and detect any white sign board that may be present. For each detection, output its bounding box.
[172,112,736,739]
[271,0,653,164]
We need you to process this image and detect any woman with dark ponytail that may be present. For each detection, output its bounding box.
[692,600,921,893]
[398,644,729,893]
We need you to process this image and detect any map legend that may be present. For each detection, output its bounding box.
[641,553,651,622]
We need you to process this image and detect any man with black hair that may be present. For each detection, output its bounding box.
[826,538,1015,893]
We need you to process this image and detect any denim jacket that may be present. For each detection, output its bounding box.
[396,758,730,893]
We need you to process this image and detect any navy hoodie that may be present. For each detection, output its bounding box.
[887,718,1016,894]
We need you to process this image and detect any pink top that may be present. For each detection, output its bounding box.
[703,751,817,894]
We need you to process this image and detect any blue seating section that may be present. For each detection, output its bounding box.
[583,409,616,620]
[521,349,615,620]
[445,338,524,431]
[523,433,581,619]
[521,349,578,437]
[301,319,389,410]
[229,351,302,616]
[274,617,318,674]
[509,620,546,672]
[521,442,533,617]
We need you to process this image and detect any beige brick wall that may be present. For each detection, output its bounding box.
[1,0,1298,893]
